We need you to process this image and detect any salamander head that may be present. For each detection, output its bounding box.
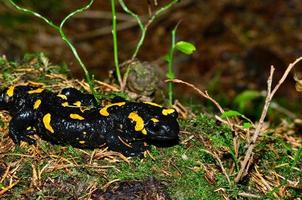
[144,112,179,141]
[99,102,179,141]
[124,102,179,141]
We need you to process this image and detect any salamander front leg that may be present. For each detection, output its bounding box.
[8,111,36,145]
[106,134,147,157]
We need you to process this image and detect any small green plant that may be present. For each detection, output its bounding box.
[118,0,179,59]
[166,26,196,105]
[8,0,97,99]
[110,0,122,86]
[117,0,179,90]
[234,90,262,112]
[221,110,254,129]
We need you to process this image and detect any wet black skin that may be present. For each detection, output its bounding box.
[0,85,179,156]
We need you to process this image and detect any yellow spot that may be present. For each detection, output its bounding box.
[57,94,67,100]
[128,112,145,132]
[99,102,126,116]
[61,102,69,107]
[27,81,44,86]
[26,126,32,130]
[142,128,147,135]
[144,102,162,107]
[33,99,42,109]
[6,86,15,97]
[73,101,81,107]
[28,88,44,94]
[43,113,54,133]
[79,140,85,144]
[69,113,85,120]
[83,131,87,135]
[162,108,175,116]
[151,118,159,123]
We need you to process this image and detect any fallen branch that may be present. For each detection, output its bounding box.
[235,57,302,182]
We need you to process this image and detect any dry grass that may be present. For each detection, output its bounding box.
[0,55,301,199]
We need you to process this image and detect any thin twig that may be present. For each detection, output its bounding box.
[215,115,254,130]
[238,192,261,199]
[235,57,302,182]
[171,79,225,113]
[235,67,275,183]
[119,0,178,59]
[8,0,97,99]
[0,181,19,196]
[200,149,231,186]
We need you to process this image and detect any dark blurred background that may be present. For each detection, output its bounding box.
[1,0,302,117]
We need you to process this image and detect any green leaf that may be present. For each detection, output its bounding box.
[175,41,196,55]
[221,110,242,118]
[243,122,252,129]
[234,90,262,111]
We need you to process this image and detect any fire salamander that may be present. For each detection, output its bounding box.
[0,85,179,156]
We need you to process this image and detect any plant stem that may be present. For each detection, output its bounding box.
[111,0,122,87]
[235,57,302,182]
[167,27,177,106]
[118,0,144,60]
[8,0,97,98]
[119,0,178,59]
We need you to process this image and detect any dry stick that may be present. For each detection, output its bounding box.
[238,192,261,199]
[171,79,225,113]
[171,79,234,127]
[200,149,231,185]
[0,181,19,196]
[235,57,302,183]
[170,79,232,185]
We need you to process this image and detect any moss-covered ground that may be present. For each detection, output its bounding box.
[0,55,301,199]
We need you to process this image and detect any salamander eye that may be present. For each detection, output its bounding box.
[144,117,179,141]
[161,108,178,118]
[145,118,161,132]
[170,110,178,118]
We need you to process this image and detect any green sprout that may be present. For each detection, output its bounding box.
[166,26,196,106]
[117,0,179,90]
[118,0,179,60]
[8,0,97,99]
[111,0,122,87]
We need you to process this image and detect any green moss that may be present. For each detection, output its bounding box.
[0,119,4,128]
[104,114,237,199]
[106,143,222,200]
[0,53,69,85]
[1,56,300,199]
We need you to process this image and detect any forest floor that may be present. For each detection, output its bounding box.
[0,54,301,199]
[0,1,302,199]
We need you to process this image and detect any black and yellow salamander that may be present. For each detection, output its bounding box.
[0,85,179,156]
